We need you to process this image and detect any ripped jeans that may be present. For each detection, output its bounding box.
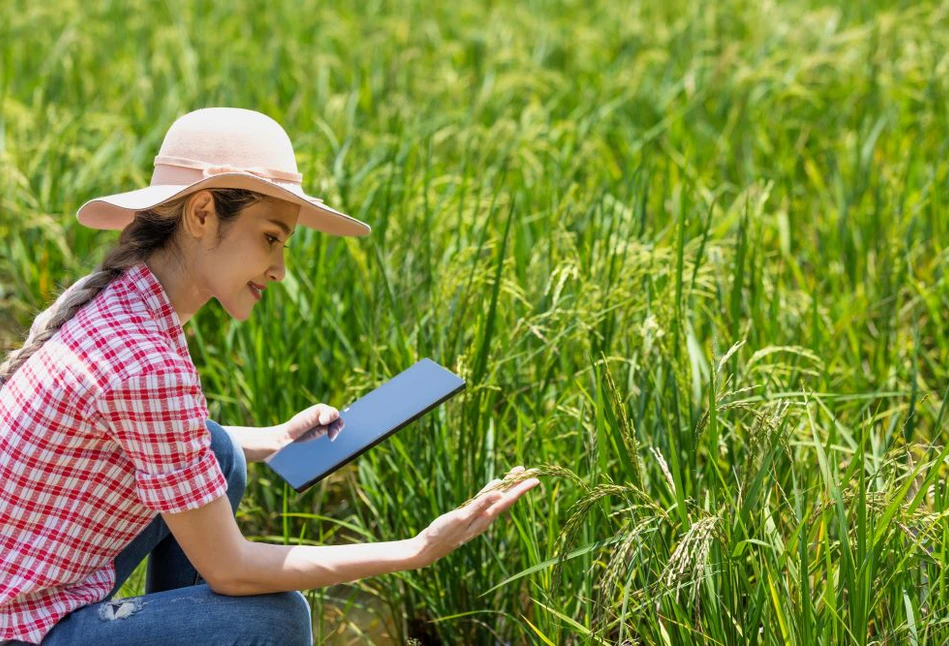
[8,420,313,646]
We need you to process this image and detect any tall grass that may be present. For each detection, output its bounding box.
[3,0,949,643]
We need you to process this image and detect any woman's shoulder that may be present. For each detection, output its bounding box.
[54,277,192,387]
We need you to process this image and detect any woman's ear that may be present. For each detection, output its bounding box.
[182,190,218,241]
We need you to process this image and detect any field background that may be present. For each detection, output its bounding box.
[3,0,949,644]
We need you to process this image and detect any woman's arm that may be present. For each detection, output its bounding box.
[161,468,539,595]
[163,495,422,594]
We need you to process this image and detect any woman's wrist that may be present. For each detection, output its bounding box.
[402,536,430,570]
[221,424,283,463]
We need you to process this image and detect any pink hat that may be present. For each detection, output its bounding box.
[76,107,371,237]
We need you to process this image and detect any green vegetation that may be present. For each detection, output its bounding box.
[3,0,949,643]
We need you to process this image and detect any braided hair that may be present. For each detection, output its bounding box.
[0,189,264,387]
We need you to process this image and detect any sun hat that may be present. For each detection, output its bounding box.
[76,107,371,236]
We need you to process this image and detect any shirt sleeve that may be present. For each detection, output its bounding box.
[94,367,228,514]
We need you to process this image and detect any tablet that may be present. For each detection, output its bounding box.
[264,358,466,493]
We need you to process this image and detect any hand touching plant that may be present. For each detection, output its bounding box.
[411,466,541,567]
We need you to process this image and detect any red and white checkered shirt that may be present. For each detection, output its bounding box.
[0,261,228,644]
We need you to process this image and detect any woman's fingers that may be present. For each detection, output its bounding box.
[477,478,503,496]
[304,403,339,426]
[465,477,540,539]
[463,491,502,527]
[499,466,529,491]
[476,466,528,496]
[324,417,344,441]
[489,478,540,515]
[287,403,340,438]
[464,467,537,513]
[315,404,339,426]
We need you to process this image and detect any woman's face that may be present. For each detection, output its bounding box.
[199,195,300,321]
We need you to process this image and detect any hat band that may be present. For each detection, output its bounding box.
[152,155,304,186]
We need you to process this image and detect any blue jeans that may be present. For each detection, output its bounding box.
[10,420,313,646]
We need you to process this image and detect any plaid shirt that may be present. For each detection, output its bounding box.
[0,262,228,644]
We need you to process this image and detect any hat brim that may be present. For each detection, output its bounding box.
[76,173,371,237]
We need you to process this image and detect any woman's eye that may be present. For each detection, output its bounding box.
[266,234,290,250]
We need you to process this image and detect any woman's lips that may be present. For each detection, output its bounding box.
[248,282,262,300]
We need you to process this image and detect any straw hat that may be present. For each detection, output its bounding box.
[76,107,371,236]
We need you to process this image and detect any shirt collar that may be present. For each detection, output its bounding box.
[123,261,190,359]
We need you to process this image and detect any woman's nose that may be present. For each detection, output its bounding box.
[269,252,286,282]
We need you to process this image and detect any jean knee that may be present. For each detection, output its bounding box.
[268,591,312,646]
[205,419,247,511]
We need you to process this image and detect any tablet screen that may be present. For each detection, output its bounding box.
[265,358,466,492]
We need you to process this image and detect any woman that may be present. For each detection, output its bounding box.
[0,107,539,645]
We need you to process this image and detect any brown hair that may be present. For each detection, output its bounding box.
[0,189,265,387]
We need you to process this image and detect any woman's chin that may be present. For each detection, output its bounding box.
[218,299,254,322]
[233,306,254,321]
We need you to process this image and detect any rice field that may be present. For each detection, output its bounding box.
[3,0,949,643]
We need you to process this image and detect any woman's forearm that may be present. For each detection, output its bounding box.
[222,424,279,463]
[221,537,425,595]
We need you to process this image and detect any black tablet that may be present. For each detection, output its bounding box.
[264,358,466,493]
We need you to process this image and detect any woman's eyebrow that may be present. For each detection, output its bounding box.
[267,218,295,238]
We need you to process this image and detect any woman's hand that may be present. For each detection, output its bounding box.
[223,404,342,464]
[410,467,541,568]
[274,403,341,450]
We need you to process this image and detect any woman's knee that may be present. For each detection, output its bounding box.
[225,591,312,646]
[205,419,247,511]
[261,591,312,646]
